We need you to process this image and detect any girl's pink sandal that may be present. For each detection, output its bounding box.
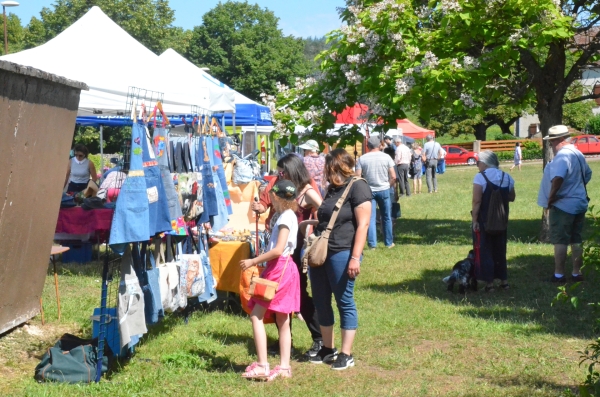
[266,365,292,381]
[241,362,270,380]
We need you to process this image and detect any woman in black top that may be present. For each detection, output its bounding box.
[304,149,371,370]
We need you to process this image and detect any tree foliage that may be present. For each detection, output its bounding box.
[0,13,25,55]
[186,0,312,100]
[269,0,600,160]
[304,36,331,71]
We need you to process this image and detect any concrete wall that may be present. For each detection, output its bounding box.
[0,61,86,334]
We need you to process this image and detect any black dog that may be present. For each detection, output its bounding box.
[443,250,478,293]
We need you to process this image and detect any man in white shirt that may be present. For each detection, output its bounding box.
[423,134,443,193]
[356,136,397,248]
[537,125,592,283]
[394,137,412,197]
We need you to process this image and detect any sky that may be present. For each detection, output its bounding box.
[10,0,346,38]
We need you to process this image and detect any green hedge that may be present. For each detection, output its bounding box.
[88,154,102,175]
[496,149,542,161]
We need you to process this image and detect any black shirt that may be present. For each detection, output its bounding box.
[316,178,372,253]
[383,144,396,160]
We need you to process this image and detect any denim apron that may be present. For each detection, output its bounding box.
[211,136,233,215]
[207,137,230,231]
[153,127,184,233]
[109,123,150,254]
[197,135,218,224]
[142,126,172,236]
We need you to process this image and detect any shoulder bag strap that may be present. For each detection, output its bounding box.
[565,148,590,200]
[276,255,291,288]
[321,177,362,238]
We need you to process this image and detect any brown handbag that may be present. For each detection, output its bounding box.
[302,177,362,268]
[249,256,290,302]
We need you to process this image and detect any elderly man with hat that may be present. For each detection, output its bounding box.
[355,136,397,249]
[299,139,326,196]
[537,125,592,283]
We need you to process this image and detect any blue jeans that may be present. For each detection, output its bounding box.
[309,250,358,330]
[368,189,393,247]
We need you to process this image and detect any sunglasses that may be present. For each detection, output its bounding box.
[75,153,85,159]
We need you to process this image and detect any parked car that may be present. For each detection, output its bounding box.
[570,135,600,155]
[441,145,479,165]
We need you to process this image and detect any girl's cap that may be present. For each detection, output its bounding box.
[271,179,297,200]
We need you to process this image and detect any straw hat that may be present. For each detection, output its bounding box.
[543,125,570,140]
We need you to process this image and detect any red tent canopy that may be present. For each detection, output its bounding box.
[335,103,370,124]
[396,119,435,139]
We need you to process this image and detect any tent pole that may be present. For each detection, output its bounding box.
[99,125,104,183]
[254,123,258,172]
[233,113,237,153]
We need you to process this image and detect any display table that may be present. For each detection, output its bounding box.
[55,207,114,243]
[209,241,250,294]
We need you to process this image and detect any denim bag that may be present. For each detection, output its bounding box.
[196,232,217,304]
[109,123,150,254]
[211,136,233,215]
[133,242,164,325]
[141,127,172,236]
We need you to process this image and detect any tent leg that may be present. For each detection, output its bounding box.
[99,125,104,183]
[233,113,237,153]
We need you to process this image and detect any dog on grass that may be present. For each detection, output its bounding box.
[443,250,478,293]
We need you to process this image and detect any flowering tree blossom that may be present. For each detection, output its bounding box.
[269,0,600,159]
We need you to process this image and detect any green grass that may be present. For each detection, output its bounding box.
[2,161,600,396]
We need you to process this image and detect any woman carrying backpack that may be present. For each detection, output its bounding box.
[471,151,516,292]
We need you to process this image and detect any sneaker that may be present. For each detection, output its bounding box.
[304,340,323,358]
[550,275,567,283]
[572,274,585,282]
[387,243,395,249]
[309,347,338,364]
[331,352,355,370]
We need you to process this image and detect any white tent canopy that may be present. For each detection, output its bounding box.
[0,6,235,116]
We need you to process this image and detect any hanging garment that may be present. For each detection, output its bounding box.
[118,245,148,349]
[154,127,185,235]
[109,123,150,254]
[178,173,203,221]
[211,136,233,215]
[196,232,217,304]
[207,137,230,231]
[183,141,193,172]
[197,135,218,223]
[134,242,164,325]
[142,126,172,236]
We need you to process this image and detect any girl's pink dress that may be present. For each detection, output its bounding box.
[248,255,300,316]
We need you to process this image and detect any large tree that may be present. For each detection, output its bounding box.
[270,0,600,161]
[186,1,312,100]
[0,13,25,55]
[21,0,177,54]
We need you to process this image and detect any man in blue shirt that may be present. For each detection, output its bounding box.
[537,125,592,283]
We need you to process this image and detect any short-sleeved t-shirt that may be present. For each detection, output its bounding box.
[267,209,298,256]
[356,151,395,192]
[473,168,515,192]
[316,178,372,253]
[549,144,592,215]
[423,141,442,160]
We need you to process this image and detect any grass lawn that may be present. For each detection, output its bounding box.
[1,160,599,396]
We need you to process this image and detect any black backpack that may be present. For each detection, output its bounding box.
[480,171,508,235]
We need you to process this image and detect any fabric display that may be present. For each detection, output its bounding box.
[134,242,164,325]
[117,245,148,349]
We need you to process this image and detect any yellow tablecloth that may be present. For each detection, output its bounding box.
[209,241,250,294]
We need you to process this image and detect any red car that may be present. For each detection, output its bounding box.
[441,145,479,165]
[571,135,600,155]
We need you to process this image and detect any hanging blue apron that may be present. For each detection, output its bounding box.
[109,122,150,254]
[206,137,229,231]
[152,127,183,226]
[142,126,172,236]
[211,136,233,215]
[197,135,219,224]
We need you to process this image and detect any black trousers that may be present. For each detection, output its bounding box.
[291,249,322,342]
[397,164,411,196]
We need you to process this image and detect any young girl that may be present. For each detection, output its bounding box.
[239,179,300,381]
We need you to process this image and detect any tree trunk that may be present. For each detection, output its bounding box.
[474,123,487,141]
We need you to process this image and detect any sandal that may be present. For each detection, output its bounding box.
[266,365,292,381]
[499,283,510,290]
[241,362,270,380]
